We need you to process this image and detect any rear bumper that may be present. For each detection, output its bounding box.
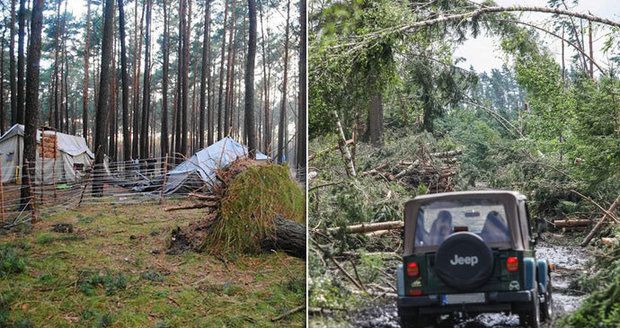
[397,290,533,315]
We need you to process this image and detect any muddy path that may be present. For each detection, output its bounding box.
[345,233,591,328]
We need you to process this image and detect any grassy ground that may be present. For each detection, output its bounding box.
[0,202,305,327]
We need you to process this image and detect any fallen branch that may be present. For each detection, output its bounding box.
[553,219,591,228]
[311,239,365,291]
[361,163,389,177]
[430,149,462,158]
[581,196,620,246]
[333,111,357,177]
[271,305,305,322]
[393,160,420,180]
[188,193,220,201]
[163,202,218,211]
[571,190,620,223]
[326,220,403,234]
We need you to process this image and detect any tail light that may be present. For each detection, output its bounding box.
[506,256,519,272]
[408,288,423,296]
[406,262,419,277]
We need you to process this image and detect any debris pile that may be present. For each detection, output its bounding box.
[167,158,305,258]
[361,149,461,193]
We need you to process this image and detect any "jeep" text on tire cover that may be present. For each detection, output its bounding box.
[449,254,479,266]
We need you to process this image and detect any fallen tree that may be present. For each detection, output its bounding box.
[167,158,306,258]
[326,220,403,234]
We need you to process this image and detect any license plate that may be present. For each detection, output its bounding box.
[441,293,486,305]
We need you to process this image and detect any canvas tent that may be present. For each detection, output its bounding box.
[162,137,268,194]
[0,124,94,184]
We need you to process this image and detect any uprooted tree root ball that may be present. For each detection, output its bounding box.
[167,158,305,258]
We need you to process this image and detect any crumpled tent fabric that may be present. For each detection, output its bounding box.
[0,124,94,184]
[163,137,268,194]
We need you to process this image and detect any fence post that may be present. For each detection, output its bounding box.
[25,160,37,223]
[159,154,169,205]
[0,159,5,223]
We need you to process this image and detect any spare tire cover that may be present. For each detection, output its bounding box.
[434,232,494,291]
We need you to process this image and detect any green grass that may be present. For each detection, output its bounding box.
[0,202,305,327]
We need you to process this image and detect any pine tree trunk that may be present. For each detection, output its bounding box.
[199,0,211,149]
[160,0,170,157]
[277,0,291,163]
[259,2,270,153]
[217,0,230,140]
[296,0,306,178]
[20,0,44,210]
[93,0,115,196]
[245,0,257,157]
[369,88,384,147]
[0,30,5,133]
[224,0,237,137]
[140,0,152,160]
[82,0,91,142]
[118,0,131,163]
[180,0,191,156]
[16,0,26,124]
[132,0,145,159]
[9,0,17,125]
[174,0,185,156]
[588,20,593,78]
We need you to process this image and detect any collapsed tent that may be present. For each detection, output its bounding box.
[162,137,268,194]
[0,124,94,184]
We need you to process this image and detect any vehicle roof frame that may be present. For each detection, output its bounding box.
[403,190,529,256]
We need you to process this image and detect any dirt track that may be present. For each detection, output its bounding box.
[345,233,591,328]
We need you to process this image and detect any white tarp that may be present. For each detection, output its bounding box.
[163,137,268,194]
[0,124,94,184]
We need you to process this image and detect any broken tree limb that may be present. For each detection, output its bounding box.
[333,111,357,177]
[581,196,620,246]
[571,190,620,223]
[163,202,218,211]
[361,163,389,176]
[311,238,365,291]
[271,305,305,322]
[393,160,420,180]
[188,193,221,201]
[553,219,591,228]
[326,221,404,234]
[430,149,463,158]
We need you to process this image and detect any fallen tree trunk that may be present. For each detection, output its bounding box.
[327,221,403,234]
[553,219,591,228]
[333,111,357,177]
[430,149,463,158]
[262,215,306,259]
[581,195,620,246]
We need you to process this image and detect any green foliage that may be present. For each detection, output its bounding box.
[77,270,127,296]
[140,270,164,282]
[203,164,304,256]
[0,244,27,277]
[35,233,55,245]
[563,230,620,327]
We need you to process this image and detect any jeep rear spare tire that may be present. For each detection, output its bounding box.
[434,232,494,291]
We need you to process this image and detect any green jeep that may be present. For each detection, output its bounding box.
[396,191,553,328]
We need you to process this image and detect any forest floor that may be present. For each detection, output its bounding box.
[309,231,592,328]
[0,202,305,327]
